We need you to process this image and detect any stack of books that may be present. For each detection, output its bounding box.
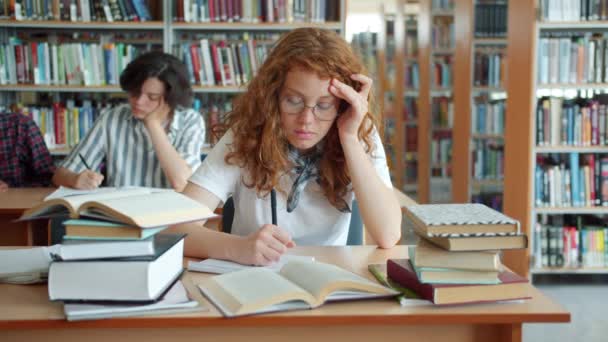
[388,203,531,305]
[18,187,217,320]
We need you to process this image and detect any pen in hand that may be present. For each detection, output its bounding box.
[271,189,277,226]
[79,153,92,170]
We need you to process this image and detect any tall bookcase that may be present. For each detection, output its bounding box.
[505,0,608,278]
[453,0,508,212]
[0,0,346,157]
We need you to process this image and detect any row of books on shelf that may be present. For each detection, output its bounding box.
[175,35,273,87]
[535,153,608,207]
[473,2,507,38]
[473,48,505,88]
[431,19,454,50]
[175,0,339,23]
[472,98,505,135]
[537,33,608,85]
[6,93,234,149]
[431,0,454,12]
[430,136,451,177]
[432,57,451,88]
[538,0,608,22]
[0,38,144,86]
[536,96,608,147]
[534,222,608,269]
[431,96,452,128]
[3,0,156,22]
[404,97,417,120]
[404,62,419,89]
[12,100,103,149]
[471,192,503,212]
[471,140,504,180]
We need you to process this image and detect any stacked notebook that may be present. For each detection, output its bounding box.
[388,203,531,305]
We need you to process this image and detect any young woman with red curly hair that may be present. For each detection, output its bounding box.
[170,28,402,265]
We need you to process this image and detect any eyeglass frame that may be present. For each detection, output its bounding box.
[278,95,342,122]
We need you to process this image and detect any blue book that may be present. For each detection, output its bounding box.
[570,152,580,207]
[62,219,166,240]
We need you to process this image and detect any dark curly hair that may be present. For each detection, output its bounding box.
[119,51,193,110]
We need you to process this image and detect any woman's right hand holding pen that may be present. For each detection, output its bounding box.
[233,224,296,266]
[73,170,104,189]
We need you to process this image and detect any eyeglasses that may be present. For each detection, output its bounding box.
[279,96,338,121]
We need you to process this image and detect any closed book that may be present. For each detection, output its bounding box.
[421,234,528,251]
[48,233,185,302]
[404,203,520,236]
[409,247,499,284]
[64,280,201,321]
[387,259,530,305]
[63,219,166,240]
[414,239,501,271]
[55,236,155,260]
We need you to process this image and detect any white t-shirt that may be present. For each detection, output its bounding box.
[189,129,392,246]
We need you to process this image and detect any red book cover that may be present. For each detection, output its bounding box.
[208,0,215,22]
[30,42,38,82]
[387,259,531,306]
[226,0,233,21]
[210,42,222,85]
[189,44,201,84]
[14,45,25,84]
[53,103,66,146]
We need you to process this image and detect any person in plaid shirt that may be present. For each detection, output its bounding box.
[0,112,55,190]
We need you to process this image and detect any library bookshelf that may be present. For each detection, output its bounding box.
[0,0,346,157]
[505,0,608,279]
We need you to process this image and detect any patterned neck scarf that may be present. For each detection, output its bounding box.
[286,145,350,213]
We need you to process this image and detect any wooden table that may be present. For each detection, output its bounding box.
[0,245,570,342]
[0,188,54,246]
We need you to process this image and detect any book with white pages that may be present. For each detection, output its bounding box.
[20,188,217,228]
[198,260,398,317]
[187,255,315,274]
[64,280,203,321]
[0,246,60,284]
[55,237,155,261]
[48,234,186,302]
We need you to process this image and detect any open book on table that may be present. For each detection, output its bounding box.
[198,260,398,317]
[20,187,217,228]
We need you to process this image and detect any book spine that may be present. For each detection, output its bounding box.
[386,259,434,303]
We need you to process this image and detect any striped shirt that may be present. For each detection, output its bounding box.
[61,104,205,188]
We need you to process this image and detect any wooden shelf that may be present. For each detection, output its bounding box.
[432,48,454,55]
[0,20,164,29]
[430,88,452,96]
[531,267,608,275]
[536,83,608,90]
[0,85,248,93]
[0,85,122,92]
[472,86,505,94]
[171,21,342,31]
[535,146,608,153]
[535,207,608,215]
[538,21,608,30]
[471,133,504,139]
[192,85,246,93]
[473,38,507,45]
[431,10,454,17]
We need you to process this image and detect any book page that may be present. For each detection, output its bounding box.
[187,255,315,274]
[80,191,216,228]
[201,268,315,316]
[0,246,60,283]
[279,260,394,304]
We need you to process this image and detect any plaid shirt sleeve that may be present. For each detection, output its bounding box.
[22,116,55,186]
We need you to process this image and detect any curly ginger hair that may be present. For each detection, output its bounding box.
[218,27,380,209]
